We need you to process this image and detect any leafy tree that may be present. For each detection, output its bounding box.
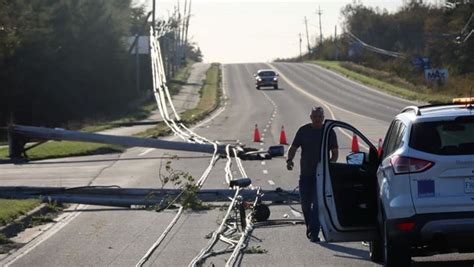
[0,0,136,127]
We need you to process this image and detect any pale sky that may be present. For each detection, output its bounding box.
[136,0,441,63]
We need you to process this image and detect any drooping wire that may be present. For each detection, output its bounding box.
[137,27,252,267]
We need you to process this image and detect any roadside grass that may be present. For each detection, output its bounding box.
[29,215,55,227]
[0,199,41,226]
[311,60,452,104]
[136,63,221,138]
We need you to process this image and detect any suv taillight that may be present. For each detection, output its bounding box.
[390,155,434,174]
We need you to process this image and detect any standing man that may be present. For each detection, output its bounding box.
[286,106,338,242]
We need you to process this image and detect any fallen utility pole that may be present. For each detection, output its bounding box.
[0,186,299,208]
[8,124,221,156]
[6,125,284,160]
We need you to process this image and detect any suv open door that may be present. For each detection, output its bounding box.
[316,120,380,242]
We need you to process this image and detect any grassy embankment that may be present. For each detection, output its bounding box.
[0,63,221,228]
[0,199,41,227]
[312,60,453,104]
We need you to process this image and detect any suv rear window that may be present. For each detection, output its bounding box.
[409,116,474,155]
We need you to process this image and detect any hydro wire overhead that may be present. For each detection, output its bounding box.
[346,31,406,59]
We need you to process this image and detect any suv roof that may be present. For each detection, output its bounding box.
[399,104,473,121]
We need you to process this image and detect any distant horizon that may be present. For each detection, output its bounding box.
[135,0,441,63]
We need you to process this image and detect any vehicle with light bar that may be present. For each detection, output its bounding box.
[316,102,474,266]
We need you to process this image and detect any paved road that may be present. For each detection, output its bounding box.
[2,62,474,266]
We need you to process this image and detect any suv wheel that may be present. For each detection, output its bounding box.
[256,86,260,90]
[273,85,278,89]
[383,222,411,267]
[369,240,383,263]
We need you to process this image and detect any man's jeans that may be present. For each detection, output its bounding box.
[299,176,320,237]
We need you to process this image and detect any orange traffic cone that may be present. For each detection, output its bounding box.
[279,125,288,145]
[377,138,383,157]
[351,134,359,153]
[253,124,261,142]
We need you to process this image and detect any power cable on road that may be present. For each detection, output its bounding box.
[137,27,258,267]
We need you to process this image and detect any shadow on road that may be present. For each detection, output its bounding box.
[63,207,133,213]
[318,242,370,262]
[257,87,285,91]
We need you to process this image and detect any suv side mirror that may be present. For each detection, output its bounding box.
[346,152,365,165]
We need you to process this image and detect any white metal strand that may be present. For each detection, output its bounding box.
[135,206,184,267]
[188,188,242,267]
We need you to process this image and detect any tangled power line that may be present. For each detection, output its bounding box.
[136,27,261,267]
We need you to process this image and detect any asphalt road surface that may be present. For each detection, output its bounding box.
[2,63,474,266]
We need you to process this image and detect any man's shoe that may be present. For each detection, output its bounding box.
[310,236,321,243]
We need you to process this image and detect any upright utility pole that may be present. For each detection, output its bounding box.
[299,33,302,59]
[334,25,338,60]
[152,0,156,29]
[174,6,179,73]
[304,16,311,53]
[183,0,192,62]
[316,6,323,46]
[135,34,140,93]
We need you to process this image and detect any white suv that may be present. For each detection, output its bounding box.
[316,102,474,266]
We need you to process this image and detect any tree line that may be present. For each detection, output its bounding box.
[280,1,473,95]
[0,0,202,129]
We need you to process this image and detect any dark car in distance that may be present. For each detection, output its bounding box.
[254,69,278,89]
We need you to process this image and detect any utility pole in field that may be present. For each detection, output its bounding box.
[334,25,338,60]
[316,6,323,46]
[299,33,302,59]
[183,0,192,62]
[304,16,311,53]
[152,0,156,29]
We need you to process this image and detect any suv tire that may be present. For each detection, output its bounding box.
[369,240,383,263]
[256,86,260,90]
[383,221,411,267]
[273,85,278,89]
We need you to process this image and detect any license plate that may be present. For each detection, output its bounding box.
[464,178,474,193]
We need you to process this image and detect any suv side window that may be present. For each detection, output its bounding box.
[393,123,406,150]
[382,120,403,158]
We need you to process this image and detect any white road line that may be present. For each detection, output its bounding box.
[267,179,275,185]
[1,205,86,266]
[291,209,302,218]
[263,170,269,175]
[261,161,266,165]
[138,148,155,156]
